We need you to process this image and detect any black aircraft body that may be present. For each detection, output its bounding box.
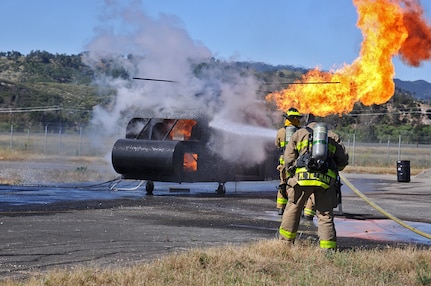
[111,115,279,194]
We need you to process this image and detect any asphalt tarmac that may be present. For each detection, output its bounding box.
[0,171,430,280]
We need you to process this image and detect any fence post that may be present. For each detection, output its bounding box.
[44,125,48,154]
[58,128,62,154]
[79,127,82,156]
[347,134,350,150]
[27,128,30,150]
[398,134,401,161]
[9,125,13,150]
[387,137,390,166]
[352,133,356,166]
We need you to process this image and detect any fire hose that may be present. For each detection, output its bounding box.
[339,173,431,240]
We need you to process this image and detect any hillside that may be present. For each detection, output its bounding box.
[394,78,431,100]
[0,51,430,143]
[0,51,113,131]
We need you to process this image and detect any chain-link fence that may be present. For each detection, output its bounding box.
[0,125,115,157]
[344,134,431,170]
[0,125,430,172]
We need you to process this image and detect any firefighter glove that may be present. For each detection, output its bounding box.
[278,183,288,199]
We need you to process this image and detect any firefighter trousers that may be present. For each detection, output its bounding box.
[303,193,316,218]
[276,164,288,210]
[279,184,336,248]
[276,188,288,210]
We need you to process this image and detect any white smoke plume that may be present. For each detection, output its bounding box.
[83,1,276,166]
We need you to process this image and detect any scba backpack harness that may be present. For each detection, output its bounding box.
[295,123,336,189]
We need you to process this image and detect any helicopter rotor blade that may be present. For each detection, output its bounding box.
[133,77,177,83]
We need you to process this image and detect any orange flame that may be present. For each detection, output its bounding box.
[266,0,430,116]
[183,153,198,172]
[170,119,197,140]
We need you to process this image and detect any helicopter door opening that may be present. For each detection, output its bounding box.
[183,153,198,172]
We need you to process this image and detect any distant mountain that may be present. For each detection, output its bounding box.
[394,79,431,101]
[234,61,308,73]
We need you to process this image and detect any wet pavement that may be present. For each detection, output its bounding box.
[0,171,430,279]
[335,218,431,245]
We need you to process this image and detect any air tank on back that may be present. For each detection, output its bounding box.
[312,122,328,161]
[284,125,297,144]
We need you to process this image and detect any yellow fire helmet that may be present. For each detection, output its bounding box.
[285,108,302,118]
[284,108,302,127]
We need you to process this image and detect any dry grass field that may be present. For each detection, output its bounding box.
[1,240,430,286]
[0,134,430,181]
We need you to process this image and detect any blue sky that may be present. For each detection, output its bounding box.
[2,0,431,82]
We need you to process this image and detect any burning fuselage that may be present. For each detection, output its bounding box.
[111,116,278,194]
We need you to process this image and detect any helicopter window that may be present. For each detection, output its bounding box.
[148,119,198,141]
[183,153,198,172]
[169,119,197,141]
[151,123,166,140]
[125,118,150,139]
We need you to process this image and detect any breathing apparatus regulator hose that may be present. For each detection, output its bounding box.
[339,173,431,240]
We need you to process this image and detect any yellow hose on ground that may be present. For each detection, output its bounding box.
[339,173,431,240]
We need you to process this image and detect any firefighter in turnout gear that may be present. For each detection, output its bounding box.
[275,108,302,215]
[279,114,349,250]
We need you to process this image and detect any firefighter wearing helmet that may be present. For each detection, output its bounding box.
[279,114,349,251]
[274,108,302,215]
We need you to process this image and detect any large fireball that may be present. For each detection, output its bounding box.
[266,0,431,116]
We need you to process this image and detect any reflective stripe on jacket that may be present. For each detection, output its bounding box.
[295,167,337,189]
[284,122,349,189]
